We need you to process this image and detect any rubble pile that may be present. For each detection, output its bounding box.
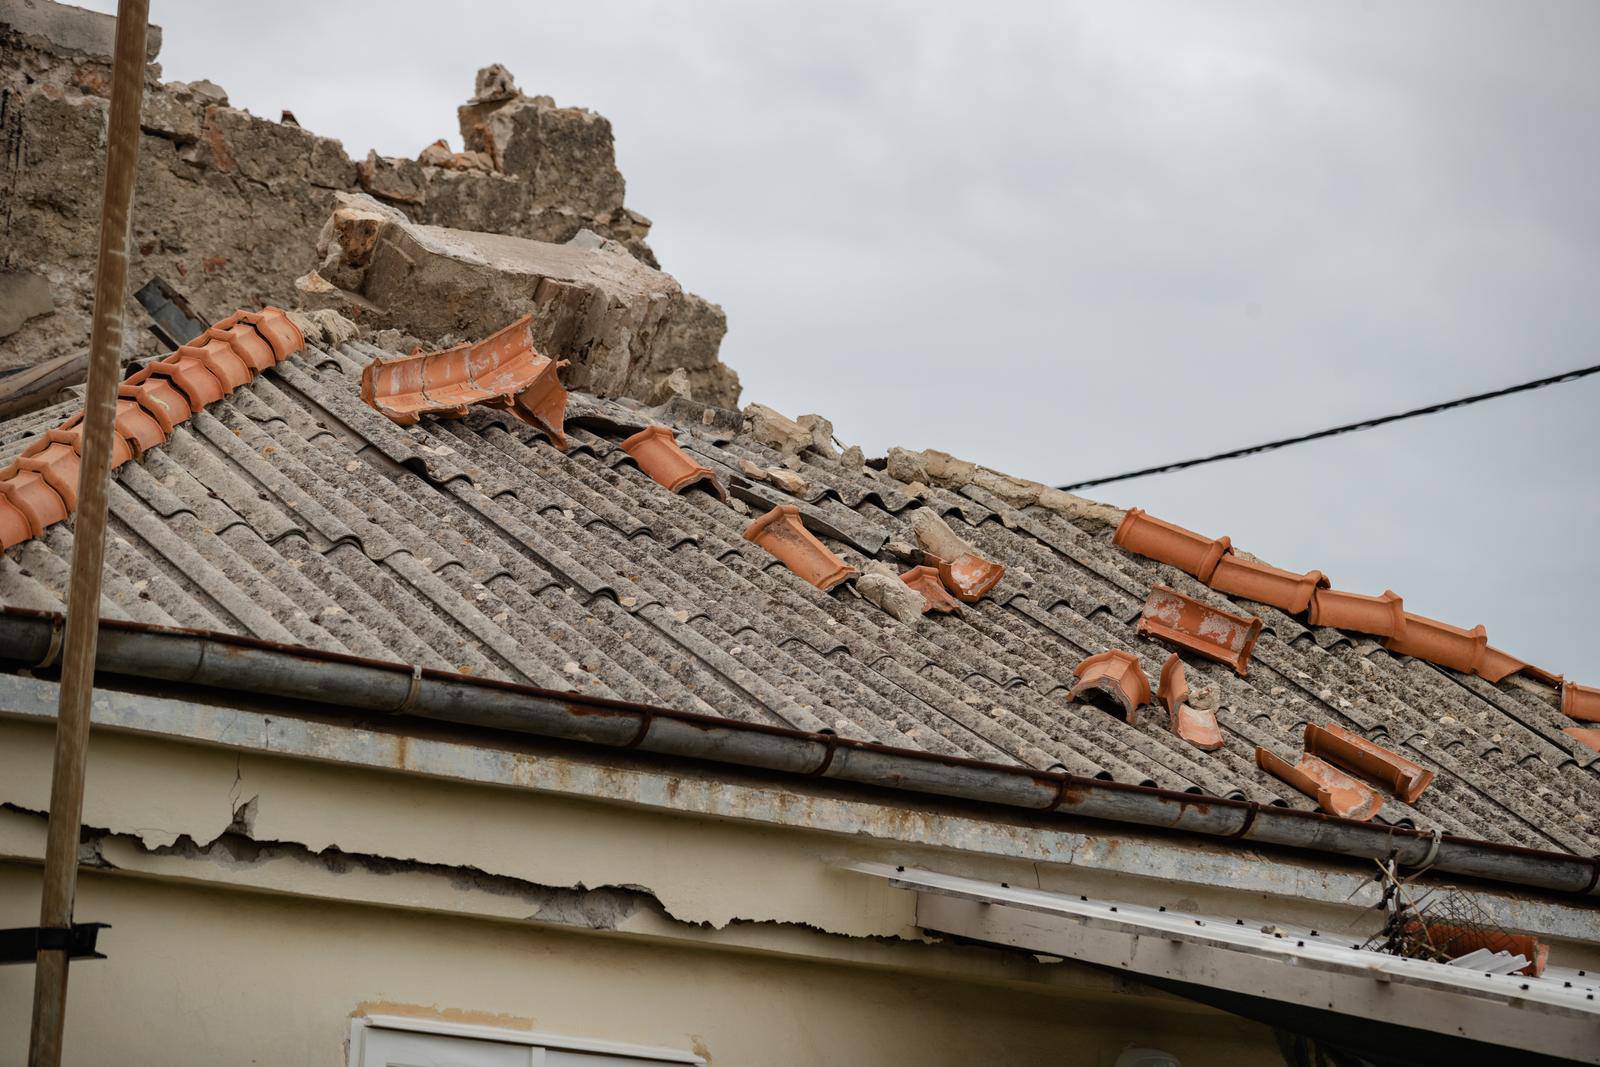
[0,2,735,407]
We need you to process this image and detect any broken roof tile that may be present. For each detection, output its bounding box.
[742,504,858,591]
[1561,681,1600,723]
[359,314,569,447]
[1208,554,1327,614]
[1135,584,1263,676]
[1255,747,1383,821]
[900,564,963,614]
[1113,506,1231,582]
[933,552,1005,604]
[1304,722,1434,803]
[1384,613,1488,674]
[1157,653,1224,751]
[620,425,726,500]
[1403,920,1548,977]
[1069,649,1151,723]
[1306,587,1406,640]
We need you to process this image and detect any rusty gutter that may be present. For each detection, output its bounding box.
[0,607,1595,899]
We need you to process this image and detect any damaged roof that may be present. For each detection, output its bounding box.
[1,338,1596,857]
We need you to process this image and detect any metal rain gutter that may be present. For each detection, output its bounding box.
[1,607,1596,899]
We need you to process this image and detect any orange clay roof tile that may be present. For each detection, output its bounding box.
[1255,747,1383,821]
[1383,612,1488,675]
[1207,554,1328,615]
[1306,587,1406,640]
[1562,681,1600,723]
[0,306,304,555]
[1135,584,1262,676]
[932,552,1005,604]
[1304,722,1434,804]
[359,314,570,448]
[1563,727,1600,754]
[899,565,964,614]
[1069,649,1151,723]
[620,426,726,500]
[1403,920,1548,977]
[742,504,859,592]
[1157,653,1224,750]
[1113,506,1231,582]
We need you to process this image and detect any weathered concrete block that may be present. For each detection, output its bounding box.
[0,0,162,61]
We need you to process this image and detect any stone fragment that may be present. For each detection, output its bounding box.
[302,193,720,401]
[0,273,56,339]
[139,89,199,143]
[795,414,838,460]
[840,445,864,471]
[765,467,810,496]
[743,403,812,457]
[909,507,977,562]
[921,448,976,489]
[357,150,427,206]
[738,459,768,482]
[972,468,1044,509]
[471,64,520,103]
[1036,487,1126,531]
[885,446,928,485]
[856,566,924,625]
[286,308,358,348]
[649,367,692,404]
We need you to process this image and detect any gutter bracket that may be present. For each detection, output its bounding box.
[807,732,840,777]
[1227,803,1260,839]
[393,664,424,714]
[32,615,65,670]
[1402,828,1443,874]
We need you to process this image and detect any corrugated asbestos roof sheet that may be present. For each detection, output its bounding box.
[3,341,1596,855]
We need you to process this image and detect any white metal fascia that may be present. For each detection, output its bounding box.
[845,862,1600,1064]
[349,1015,705,1064]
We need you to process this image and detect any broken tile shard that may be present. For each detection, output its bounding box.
[1304,722,1434,803]
[1255,748,1383,821]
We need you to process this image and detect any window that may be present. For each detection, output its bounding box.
[352,1015,705,1067]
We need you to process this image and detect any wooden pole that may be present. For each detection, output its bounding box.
[27,2,148,1063]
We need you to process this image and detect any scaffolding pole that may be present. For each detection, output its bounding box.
[27,2,149,1064]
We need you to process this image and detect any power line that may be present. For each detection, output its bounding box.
[1058,361,1600,492]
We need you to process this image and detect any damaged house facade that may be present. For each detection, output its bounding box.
[2,4,1599,1065]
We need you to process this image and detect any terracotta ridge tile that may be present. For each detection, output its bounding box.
[1255,747,1383,821]
[1157,652,1224,751]
[620,425,726,500]
[1562,726,1600,754]
[1303,722,1434,803]
[1402,920,1547,977]
[1561,680,1600,723]
[899,565,964,614]
[1135,584,1263,676]
[931,551,1006,604]
[1306,587,1406,639]
[742,504,859,591]
[0,306,304,553]
[1383,611,1488,674]
[359,314,570,448]
[1207,554,1327,614]
[1068,649,1151,723]
[1113,506,1231,581]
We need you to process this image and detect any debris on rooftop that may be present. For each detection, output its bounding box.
[908,507,1006,603]
[620,426,726,500]
[743,504,859,591]
[899,565,964,615]
[1364,879,1548,977]
[1255,747,1383,821]
[856,562,925,624]
[1070,650,1151,723]
[1304,722,1434,803]
[1157,653,1224,751]
[1136,585,1262,676]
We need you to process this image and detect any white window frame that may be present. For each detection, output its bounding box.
[350,1014,706,1066]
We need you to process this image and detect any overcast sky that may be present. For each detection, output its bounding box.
[106,1,1599,677]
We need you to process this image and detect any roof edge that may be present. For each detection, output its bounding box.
[1,607,1595,899]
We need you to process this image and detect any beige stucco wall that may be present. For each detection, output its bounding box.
[0,867,1271,1067]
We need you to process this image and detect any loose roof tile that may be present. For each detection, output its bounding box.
[1207,555,1327,615]
[933,552,1005,604]
[1157,653,1224,751]
[1255,748,1383,821]
[1113,506,1231,582]
[620,425,726,500]
[1384,612,1489,675]
[359,314,570,447]
[1304,722,1435,803]
[1306,587,1406,640]
[1404,920,1548,977]
[1069,650,1151,723]
[742,504,859,591]
[1135,584,1263,676]
[899,565,963,615]
[1562,727,1600,754]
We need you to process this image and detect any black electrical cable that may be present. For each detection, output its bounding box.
[1058,362,1600,492]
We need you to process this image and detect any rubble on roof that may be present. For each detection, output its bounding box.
[880,446,1124,530]
[0,11,733,408]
